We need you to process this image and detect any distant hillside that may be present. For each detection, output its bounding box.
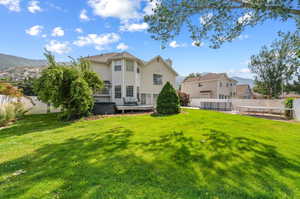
[0,53,47,70]
[176,76,186,89]
[231,76,254,87]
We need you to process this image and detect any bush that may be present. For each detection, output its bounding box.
[13,101,28,119]
[34,51,103,121]
[156,82,180,114]
[177,91,190,106]
[0,102,26,127]
[0,108,7,126]
[284,98,294,119]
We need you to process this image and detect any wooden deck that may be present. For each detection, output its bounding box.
[116,105,154,112]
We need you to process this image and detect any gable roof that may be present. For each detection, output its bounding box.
[145,56,178,76]
[84,52,144,65]
[84,52,178,76]
[184,73,237,83]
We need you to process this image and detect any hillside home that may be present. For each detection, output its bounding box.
[236,84,253,99]
[181,73,237,99]
[85,52,178,107]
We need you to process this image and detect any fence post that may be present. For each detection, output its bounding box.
[294,99,300,121]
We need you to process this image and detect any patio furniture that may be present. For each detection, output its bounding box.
[123,97,138,106]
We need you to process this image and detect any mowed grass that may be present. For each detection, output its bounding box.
[0,109,300,199]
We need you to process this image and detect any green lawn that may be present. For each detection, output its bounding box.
[0,109,300,199]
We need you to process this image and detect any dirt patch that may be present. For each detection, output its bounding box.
[85,111,154,121]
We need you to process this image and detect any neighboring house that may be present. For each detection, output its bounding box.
[236,84,253,99]
[181,73,237,99]
[85,52,178,106]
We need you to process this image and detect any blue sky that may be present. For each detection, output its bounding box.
[0,0,297,78]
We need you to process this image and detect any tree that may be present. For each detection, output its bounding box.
[249,32,300,98]
[184,72,202,81]
[286,75,300,94]
[177,91,190,106]
[157,82,180,114]
[34,51,103,120]
[145,0,300,48]
[17,77,37,96]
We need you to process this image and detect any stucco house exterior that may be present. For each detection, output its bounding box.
[236,84,253,99]
[181,73,237,99]
[84,52,178,106]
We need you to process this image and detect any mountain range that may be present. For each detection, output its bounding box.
[0,53,47,70]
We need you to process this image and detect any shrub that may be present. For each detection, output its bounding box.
[13,101,28,119]
[0,102,25,127]
[34,51,103,121]
[157,82,180,114]
[5,103,16,122]
[0,108,7,126]
[284,98,294,119]
[177,91,190,106]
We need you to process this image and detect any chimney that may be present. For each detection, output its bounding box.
[165,58,173,66]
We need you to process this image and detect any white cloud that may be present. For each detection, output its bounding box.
[169,41,179,48]
[51,27,65,37]
[46,2,67,12]
[75,28,83,33]
[200,13,213,25]
[42,34,47,38]
[25,25,43,36]
[241,59,251,66]
[45,40,71,54]
[238,12,253,24]
[120,22,148,32]
[169,41,186,48]
[87,0,140,20]
[73,33,120,50]
[0,0,20,11]
[28,1,42,13]
[237,34,249,40]
[80,9,90,21]
[227,68,253,78]
[116,43,129,50]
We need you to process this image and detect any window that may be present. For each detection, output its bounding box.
[115,85,121,98]
[99,81,111,95]
[226,83,229,87]
[114,60,122,71]
[126,60,134,72]
[153,74,163,85]
[126,86,134,97]
[219,82,222,87]
[137,67,140,73]
[137,86,140,101]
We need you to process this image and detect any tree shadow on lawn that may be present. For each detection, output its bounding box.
[1,128,300,198]
[0,114,71,139]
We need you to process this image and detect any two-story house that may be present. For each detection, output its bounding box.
[181,73,237,99]
[236,84,253,99]
[84,52,178,106]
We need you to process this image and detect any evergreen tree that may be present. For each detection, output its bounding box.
[157,82,180,114]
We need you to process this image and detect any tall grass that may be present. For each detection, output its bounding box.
[0,102,27,127]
